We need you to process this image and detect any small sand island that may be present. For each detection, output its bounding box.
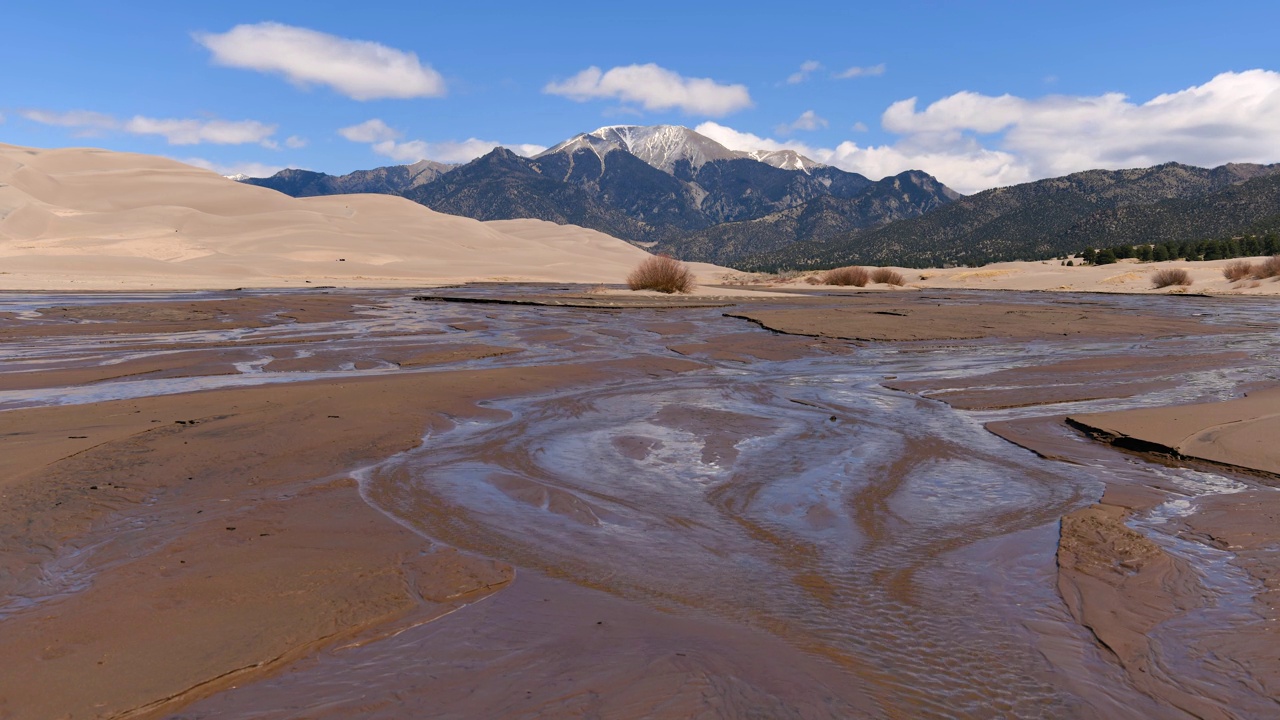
[3,126,1280,719]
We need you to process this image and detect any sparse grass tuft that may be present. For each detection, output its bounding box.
[1223,261,1255,282]
[871,268,905,286]
[822,266,870,287]
[804,274,823,285]
[1151,268,1193,288]
[627,255,696,294]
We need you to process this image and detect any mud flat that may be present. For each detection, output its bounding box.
[3,289,1280,718]
[0,348,700,718]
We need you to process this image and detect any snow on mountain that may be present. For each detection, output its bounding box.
[537,125,824,175]
[739,149,825,173]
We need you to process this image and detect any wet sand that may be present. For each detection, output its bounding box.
[2,288,1280,718]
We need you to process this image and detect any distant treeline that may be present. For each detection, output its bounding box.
[1080,232,1280,265]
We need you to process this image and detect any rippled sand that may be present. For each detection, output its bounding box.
[1,288,1278,719]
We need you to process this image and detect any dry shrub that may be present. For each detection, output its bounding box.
[627,255,696,294]
[822,266,870,287]
[1151,268,1193,288]
[804,274,823,285]
[1223,260,1255,282]
[1255,254,1280,279]
[871,268,905,286]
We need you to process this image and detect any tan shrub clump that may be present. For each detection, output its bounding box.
[822,266,870,287]
[1223,260,1255,282]
[1151,268,1193,288]
[627,255,696,294]
[1256,254,1280,279]
[871,268,905,286]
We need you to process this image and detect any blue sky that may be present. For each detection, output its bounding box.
[4,1,1279,192]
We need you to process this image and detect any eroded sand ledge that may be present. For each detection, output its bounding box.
[1068,387,1280,477]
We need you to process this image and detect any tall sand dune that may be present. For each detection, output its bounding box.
[0,143,725,290]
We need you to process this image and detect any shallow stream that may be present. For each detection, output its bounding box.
[4,289,1279,718]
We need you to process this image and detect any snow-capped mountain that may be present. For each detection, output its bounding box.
[537,125,825,174]
[241,123,957,266]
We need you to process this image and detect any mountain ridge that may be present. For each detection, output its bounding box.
[241,124,958,261]
[740,161,1280,269]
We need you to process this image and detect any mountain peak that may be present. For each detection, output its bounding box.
[537,124,824,174]
[539,124,738,173]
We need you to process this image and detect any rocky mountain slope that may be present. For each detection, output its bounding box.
[243,159,454,198]
[743,162,1280,269]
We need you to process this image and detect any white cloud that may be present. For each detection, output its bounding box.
[698,70,1280,193]
[882,69,1280,181]
[835,64,886,79]
[339,118,543,164]
[544,63,752,116]
[181,157,286,178]
[194,22,445,101]
[123,117,277,146]
[786,60,822,85]
[851,121,869,132]
[697,121,1032,193]
[285,135,308,149]
[21,109,117,129]
[776,110,828,135]
[339,118,400,143]
[22,109,278,146]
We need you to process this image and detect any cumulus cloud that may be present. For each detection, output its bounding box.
[194,22,445,101]
[698,70,1280,193]
[339,118,543,164]
[182,157,286,178]
[883,69,1280,179]
[699,119,1041,193]
[835,64,886,79]
[786,60,822,85]
[22,109,278,146]
[776,110,828,134]
[544,63,752,116]
[338,118,400,143]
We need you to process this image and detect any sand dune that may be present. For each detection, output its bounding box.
[0,143,728,290]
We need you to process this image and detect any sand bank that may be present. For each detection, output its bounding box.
[735,257,1280,296]
[1068,386,1280,477]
